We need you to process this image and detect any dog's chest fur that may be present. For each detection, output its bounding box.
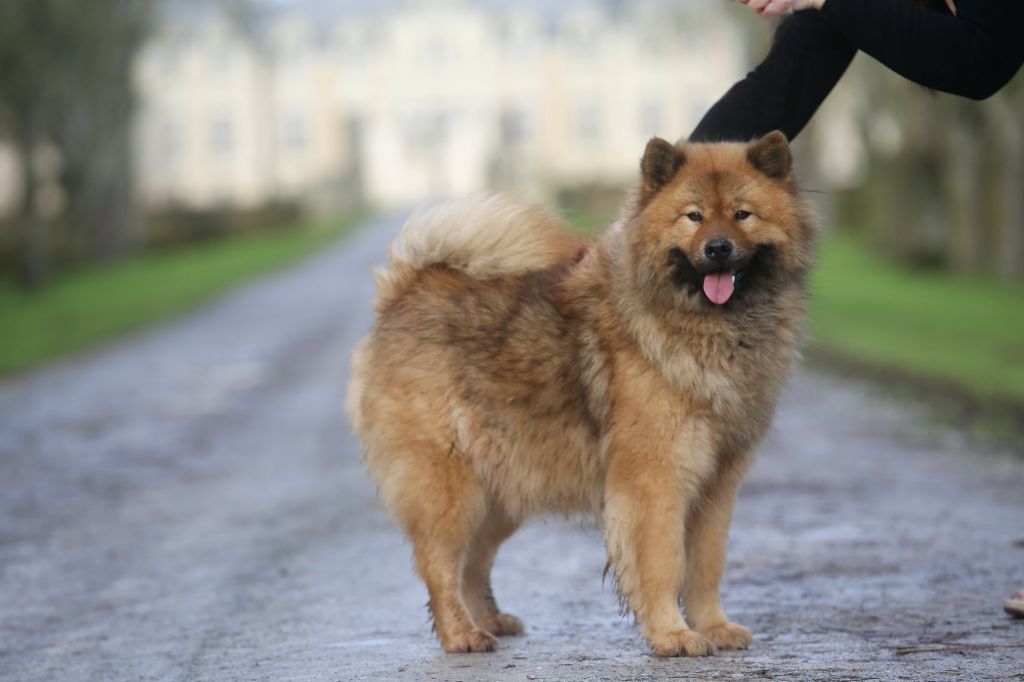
[614,296,801,461]
[435,259,804,516]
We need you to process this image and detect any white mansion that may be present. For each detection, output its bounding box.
[132,0,746,211]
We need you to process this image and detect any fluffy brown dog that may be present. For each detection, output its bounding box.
[347,131,815,656]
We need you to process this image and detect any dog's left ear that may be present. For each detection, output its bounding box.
[747,130,792,180]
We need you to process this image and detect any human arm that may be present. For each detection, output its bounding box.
[816,0,1024,100]
[690,12,855,141]
[735,0,825,16]
[736,0,1024,100]
[691,0,1024,143]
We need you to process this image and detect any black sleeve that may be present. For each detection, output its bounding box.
[690,12,856,143]
[690,1,1024,144]
[818,0,1024,100]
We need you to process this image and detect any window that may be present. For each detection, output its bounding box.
[425,35,449,69]
[501,107,531,146]
[403,110,448,152]
[211,44,232,76]
[576,98,600,144]
[338,26,369,69]
[159,43,180,77]
[159,119,180,164]
[498,19,537,59]
[282,113,307,154]
[211,115,233,158]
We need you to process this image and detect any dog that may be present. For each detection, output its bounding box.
[346,131,816,656]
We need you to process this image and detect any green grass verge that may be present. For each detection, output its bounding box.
[0,216,359,376]
[810,230,1024,404]
[564,210,614,231]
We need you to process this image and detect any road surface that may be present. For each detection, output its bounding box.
[1,214,1022,681]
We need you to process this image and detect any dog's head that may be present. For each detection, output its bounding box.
[621,131,815,312]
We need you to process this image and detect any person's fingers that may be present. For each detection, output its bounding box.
[760,0,794,14]
[747,0,772,12]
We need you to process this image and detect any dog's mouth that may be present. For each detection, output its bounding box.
[669,246,774,306]
[702,270,739,305]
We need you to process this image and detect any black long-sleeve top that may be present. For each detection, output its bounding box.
[690,0,1024,142]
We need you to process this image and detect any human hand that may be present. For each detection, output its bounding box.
[735,0,825,16]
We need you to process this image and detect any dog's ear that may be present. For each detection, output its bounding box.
[640,137,685,194]
[747,130,792,180]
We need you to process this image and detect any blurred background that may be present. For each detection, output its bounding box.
[0,0,1021,435]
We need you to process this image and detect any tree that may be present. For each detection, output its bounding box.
[827,52,1024,281]
[0,1,154,289]
[982,79,1024,280]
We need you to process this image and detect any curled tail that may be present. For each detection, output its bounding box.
[374,195,582,309]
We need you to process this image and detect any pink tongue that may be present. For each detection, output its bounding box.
[703,272,735,305]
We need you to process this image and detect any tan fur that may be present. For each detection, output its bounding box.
[347,133,816,656]
[373,195,583,312]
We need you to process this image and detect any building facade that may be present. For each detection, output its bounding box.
[135,0,746,210]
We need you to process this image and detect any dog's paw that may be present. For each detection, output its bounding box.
[442,628,499,653]
[482,612,523,637]
[699,621,752,651]
[648,628,716,657]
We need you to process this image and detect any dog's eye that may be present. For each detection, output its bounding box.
[734,210,751,221]
[684,211,703,222]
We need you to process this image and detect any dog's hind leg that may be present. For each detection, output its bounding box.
[401,451,498,653]
[461,506,523,637]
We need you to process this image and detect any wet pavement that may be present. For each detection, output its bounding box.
[1,214,1022,681]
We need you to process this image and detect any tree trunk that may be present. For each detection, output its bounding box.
[945,106,984,274]
[16,113,49,290]
[983,92,1024,280]
[78,124,138,263]
[78,35,140,263]
[1001,126,1024,280]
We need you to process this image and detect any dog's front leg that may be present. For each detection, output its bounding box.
[603,421,716,657]
[682,458,753,651]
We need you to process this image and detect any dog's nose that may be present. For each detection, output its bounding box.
[704,238,733,262]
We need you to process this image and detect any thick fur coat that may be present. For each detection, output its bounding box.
[347,131,816,656]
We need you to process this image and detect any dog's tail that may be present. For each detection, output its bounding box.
[374,195,582,309]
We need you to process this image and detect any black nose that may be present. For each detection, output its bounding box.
[704,238,733,262]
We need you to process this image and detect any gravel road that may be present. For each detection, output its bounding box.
[1,214,1022,681]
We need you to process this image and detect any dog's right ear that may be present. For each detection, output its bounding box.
[640,137,685,197]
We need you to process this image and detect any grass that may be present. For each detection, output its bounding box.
[809,230,1024,404]
[564,210,615,231]
[0,216,359,376]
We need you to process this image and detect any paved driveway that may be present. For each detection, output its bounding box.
[1,214,1022,681]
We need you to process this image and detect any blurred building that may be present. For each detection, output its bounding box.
[135,0,746,211]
